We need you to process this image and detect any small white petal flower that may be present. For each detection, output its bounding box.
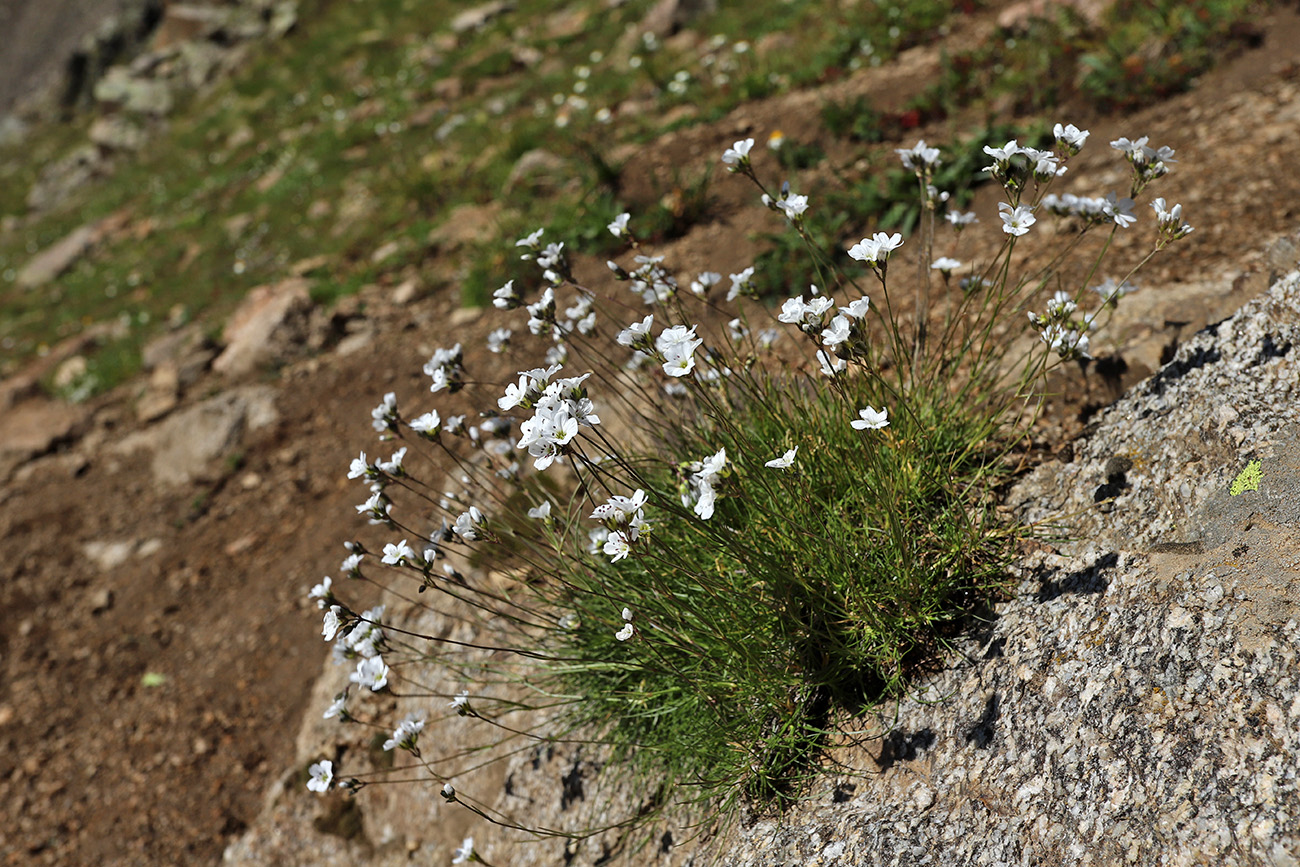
[307,760,333,793]
[608,212,631,237]
[615,623,635,641]
[765,447,798,469]
[322,605,343,641]
[1053,122,1090,155]
[930,257,962,274]
[350,655,390,692]
[309,576,333,608]
[851,406,890,430]
[452,837,475,865]
[323,693,347,720]
[721,137,754,168]
[998,203,1036,237]
[776,194,809,221]
[410,410,442,437]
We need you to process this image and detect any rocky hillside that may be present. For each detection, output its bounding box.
[1,0,1299,864]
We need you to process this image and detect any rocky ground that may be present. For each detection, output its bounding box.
[3,1,1300,864]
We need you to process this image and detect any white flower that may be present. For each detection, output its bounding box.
[453,507,485,540]
[690,271,722,296]
[381,539,415,566]
[442,783,456,801]
[515,228,544,251]
[1053,122,1089,155]
[721,137,754,168]
[608,212,631,236]
[323,693,347,720]
[382,712,426,752]
[307,760,333,793]
[851,406,889,430]
[622,607,634,621]
[371,392,398,432]
[322,605,343,641]
[487,328,512,354]
[449,689,470,711]
[615,623,635,641]
[603,531,632,562]
[410,410,441,436]
[616,314,654,348]
[1102,192,1136,228]
[527,501,552,520]
[1151,197,1194,241]
[998,203,1036,237]
[982,139,1023,165]
[839,297,871,319]
[896,140,941,171]
[1091,278,1137,305]
[930,257,962,274]
[726,267,754,301]
[765,447,798,469]
[821,314,852,348]
[452,837,475,865]
[310,576,333,608]
[1041,324,1091,360]
[657,324,703,378]
[847,232,903,266]
[776,194,809,221]
[376,447,406,475]
[347,452,371,480]
[693,478,717,520]
[816,349,845,377]
[946,210,978,229]
[351,655,390,692]
[591,489,647,527]
[493,280,520,309]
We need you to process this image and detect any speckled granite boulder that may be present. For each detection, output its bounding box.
[229,273,1300,867]
[698,271,1300,866]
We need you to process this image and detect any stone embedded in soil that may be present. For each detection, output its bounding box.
[213,278,314,378]
[115,384,279,486]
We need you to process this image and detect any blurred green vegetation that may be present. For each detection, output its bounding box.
[0,0,1271,396]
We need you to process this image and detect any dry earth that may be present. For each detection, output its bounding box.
[4,3,1300,864]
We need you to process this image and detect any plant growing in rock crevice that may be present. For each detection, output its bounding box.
[303,123,1191,851]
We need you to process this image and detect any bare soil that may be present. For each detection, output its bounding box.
[4,3,1300,863]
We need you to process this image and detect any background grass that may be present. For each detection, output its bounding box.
[0,0,1269,395]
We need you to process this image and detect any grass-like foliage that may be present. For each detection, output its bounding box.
[307,126,1193,850]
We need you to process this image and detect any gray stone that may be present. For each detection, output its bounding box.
[116,385,278,486]
[213,278,315,378]
[502,149,569,195]
[93,67,174,116]
[26,144,107,212]
[640,0,717,37]
[426,203,501,252]
[88,114,146,150]
[0,398,90,472]
[449,1,515,34]
[15,223,98,288]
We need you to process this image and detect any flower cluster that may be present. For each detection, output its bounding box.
[302,122,1198,852]
[508,366,601,470]
[424,343,465,394]
[591,490,651,562]
[682,448,728,520]
[847,232,904,275]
